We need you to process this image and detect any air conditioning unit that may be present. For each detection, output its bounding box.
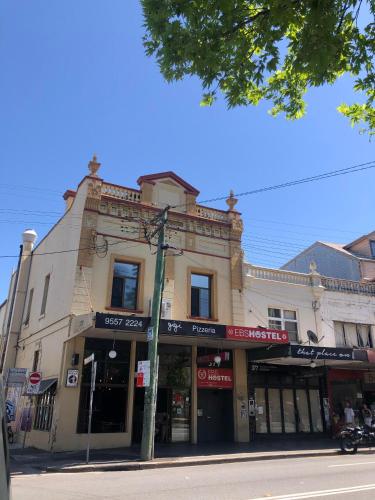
[161,299,172,319]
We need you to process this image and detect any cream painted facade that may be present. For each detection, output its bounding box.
[1,157,375,451]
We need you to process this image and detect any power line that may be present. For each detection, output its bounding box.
[172,160,375,209]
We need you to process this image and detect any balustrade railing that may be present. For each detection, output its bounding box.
[102,183,141,203]
[321,277,375,295]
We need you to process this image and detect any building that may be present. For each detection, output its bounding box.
[243,263,375,438]
[1,157,253,451]
[1,156,375,452]
[282,232,375,281]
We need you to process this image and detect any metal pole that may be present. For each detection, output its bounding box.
[86,359,96,464]
[140,207,168,461]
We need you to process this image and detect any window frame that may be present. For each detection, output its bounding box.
[268,307,299,343]
[40,274,50,316]
[334,321,373,348]
[24,288,34,326]
[370,240,375,258]
[33,383,56,432]
[106,254,145,313]
[187,267,217,321]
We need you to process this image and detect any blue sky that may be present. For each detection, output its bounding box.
[0,1,374,301]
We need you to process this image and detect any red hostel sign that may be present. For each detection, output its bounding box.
[226,325,289,344]
[197,368,233,389]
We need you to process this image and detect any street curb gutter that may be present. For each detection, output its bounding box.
[44,449,341,473]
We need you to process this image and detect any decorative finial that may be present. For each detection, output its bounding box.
[88,154,100,177]
[226,189,238,211]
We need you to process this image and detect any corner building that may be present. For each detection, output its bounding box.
[1,158,258,451]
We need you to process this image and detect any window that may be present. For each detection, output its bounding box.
[77,338,130,433]
[334,321,372,348]
[24,288,34,326]
[33,382,56,431]
[370,240,375,258]
[191,273,211,318]
[40,274,50,315]
[32,350,40,372]
[268,308,298,343]
[110,261,139,310]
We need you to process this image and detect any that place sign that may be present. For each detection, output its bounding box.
[226,325,289,344]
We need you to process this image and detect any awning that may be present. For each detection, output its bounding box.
[33,378,57,395]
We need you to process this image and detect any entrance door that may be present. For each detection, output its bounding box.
[197,389,233,442]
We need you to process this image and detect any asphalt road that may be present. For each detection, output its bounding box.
[11,453,375,500]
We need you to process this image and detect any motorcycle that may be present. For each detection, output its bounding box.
[340,425,375,454]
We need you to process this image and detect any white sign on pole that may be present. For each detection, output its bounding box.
[84,353,94,365]
[137,360,150,387]
[26,371,42,395]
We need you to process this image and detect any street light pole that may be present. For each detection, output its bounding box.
[140,206,169,461]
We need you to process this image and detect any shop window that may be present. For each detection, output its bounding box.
[40,274,50,315]
[268,308,298,343]
[33,383,56,431]
[111,261,139,310]
[77,338,130,433]
[191,273,212,319]
[334,321,373,348]
[24,288,33,326]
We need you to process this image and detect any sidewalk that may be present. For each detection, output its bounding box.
[10,436,342,474]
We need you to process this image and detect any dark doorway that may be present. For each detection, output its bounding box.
[197,389,233,442]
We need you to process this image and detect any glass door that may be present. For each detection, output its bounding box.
[171,389,190,442]
[282,389,296,433]
[268,388,282,433]
[309,389,323,432]
[296,389,310,432]
[255,388,267,433]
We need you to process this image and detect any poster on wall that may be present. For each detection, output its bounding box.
[66,369,79,387]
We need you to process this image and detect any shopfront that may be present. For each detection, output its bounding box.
[247,344,373,438]
[248,363,326,436]
[133,342,192,443]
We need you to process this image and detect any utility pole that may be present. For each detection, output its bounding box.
[140,206,169,461]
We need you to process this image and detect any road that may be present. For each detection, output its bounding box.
[11,453,375,500]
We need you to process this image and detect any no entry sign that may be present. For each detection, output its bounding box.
[26,371,42,395]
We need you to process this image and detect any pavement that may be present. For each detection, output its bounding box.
[11,453,375,500]
[10,436,346,474]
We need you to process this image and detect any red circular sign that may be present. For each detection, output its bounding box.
[29,372,41,385]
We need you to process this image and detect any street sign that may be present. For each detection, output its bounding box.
[26,371,41,395]
[84,353,94,365]
[136,360,150,387]
[147,327,154,341]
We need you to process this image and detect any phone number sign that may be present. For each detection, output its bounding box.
[95,313,149,332]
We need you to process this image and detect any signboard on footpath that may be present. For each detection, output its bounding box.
[197,368,233,389]
[226,325,289,344]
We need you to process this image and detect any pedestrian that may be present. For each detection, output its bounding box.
[344,401,355,426]
[362,404,373,427]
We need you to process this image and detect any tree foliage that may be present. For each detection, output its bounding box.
[142,0,375,135]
